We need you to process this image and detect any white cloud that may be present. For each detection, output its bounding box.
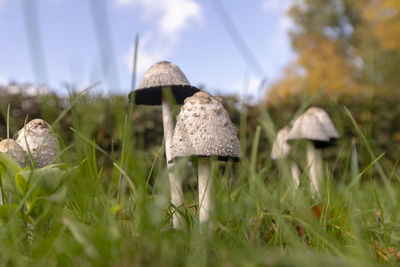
[116,0,132,5]
[229,74,268,102]
[263,0,295,31]
[262,0,280,11]
[116,0,202,39]
[246,75,268,98]
[0,76,7,86]
[123,33,173,77]
[119,0,202,85]
[0,0,5,11]
[159,0,202,36]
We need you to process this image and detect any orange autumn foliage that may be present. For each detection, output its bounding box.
[266,0,400,104]
[267,37,364,103]
[362,0,400,50]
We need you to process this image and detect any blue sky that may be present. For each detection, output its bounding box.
[0,0,295,99]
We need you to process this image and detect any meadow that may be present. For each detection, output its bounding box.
[0,86,399,266]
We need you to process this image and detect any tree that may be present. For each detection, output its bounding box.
[266,0,400,102]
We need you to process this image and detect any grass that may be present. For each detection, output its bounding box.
[0,89,399,267]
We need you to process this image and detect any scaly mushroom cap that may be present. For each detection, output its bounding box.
[171,91,240,161]
[287,107,339,147]
[271,126,291,160]
[129,61,200,105]
[0,139,26,166]
[16,119,60,168]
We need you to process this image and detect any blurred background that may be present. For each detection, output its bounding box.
[1,0,400,173]
[0,0,293,97]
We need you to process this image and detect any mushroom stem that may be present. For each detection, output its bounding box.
[162,99,185,229]
[170,166,185,229]
[306,142,323,197]
[161,99,174,168]
[290,162,301,188]
[198,158,214,225]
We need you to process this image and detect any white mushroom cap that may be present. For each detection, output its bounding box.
[138,61,191,89]
[130,61,199,105]
[171,91,240,161]
[16,119,60,168]
[287,107,339,146]
[0,139,26,166]
[309,107,339,140]
[271,126,291,160]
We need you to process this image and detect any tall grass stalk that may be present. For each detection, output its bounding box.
[0,92,398,266]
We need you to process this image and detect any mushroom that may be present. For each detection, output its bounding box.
[271,126,291,160]
[271,126,300,188]
[129,61,199,229]
[16,119,60,168]
[0,139,26,167]
[287,107,339,197]
[171,91,240,225]
[0,139,26,205]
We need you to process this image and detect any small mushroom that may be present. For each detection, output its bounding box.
[271,127,300,188]
[271,126,291,160]
[129,61,200,230]
[16,119,60,168]
[0,139,26,167]
[130,61,200,106]
[287,107,339,197]
[171,91,240,225]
